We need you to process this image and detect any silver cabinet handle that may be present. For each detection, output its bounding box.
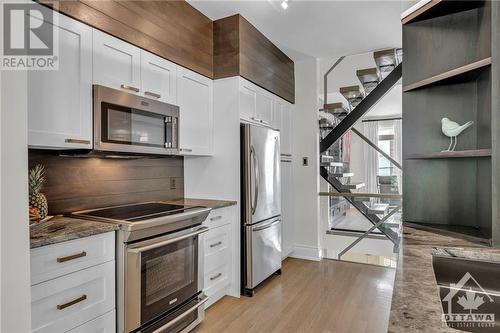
[57,251,87,263]
[57,294,87,310]
[260,119,269,125]
[120,84,139,93]
[180,148,193,152]
[65,138,90,145]
[210,241,222,248]
[151,295,208,333]
[145,91,161,99]
[210,273,222,281]
[210,215,222,221]
[129,226,208,253]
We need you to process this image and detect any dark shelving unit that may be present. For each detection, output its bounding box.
[402,0,499,245]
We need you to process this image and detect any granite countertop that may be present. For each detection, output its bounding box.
[167,198,237,210]
[30,215,119,249]
[389,224,492,332]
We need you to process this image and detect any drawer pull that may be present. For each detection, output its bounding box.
[210,216,222,221]
[65,138,91,145]
[57,251,87,263]
[145,91,161,99]
[210,241,222,248]
[57,294,87,310]
[120,84,140,93]
[180,148,193,152]
[210,273,222,281]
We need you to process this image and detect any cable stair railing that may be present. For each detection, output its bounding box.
[319,48,403,259]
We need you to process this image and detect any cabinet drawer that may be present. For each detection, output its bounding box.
[204,252,230,292]
[204,224,230,257]
[67,310,115,333]
[31,232,115,286]
[204,206,232,228]
[31,261,115,333]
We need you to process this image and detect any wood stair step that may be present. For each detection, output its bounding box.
[341,182,365,190]
[356,68,381,95]
[322,102,349,115]
[374,48,397,78]
[331,172,354,178]
[321,161,343,167]
[367,203,389,215]
[339,85,365,108]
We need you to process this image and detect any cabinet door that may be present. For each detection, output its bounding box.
[93,30,141,94]
[272,99,283,131]
[255,88,273,125]
[28,9,92,149]
[239,79,256,121]
[141,51,177,104]
[281,103,293,157]
[281,161,294,258]
[177,67,213,156]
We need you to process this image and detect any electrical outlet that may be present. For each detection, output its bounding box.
[303,157,308,166]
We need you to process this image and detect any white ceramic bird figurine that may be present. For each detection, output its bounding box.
[441,118,474,151]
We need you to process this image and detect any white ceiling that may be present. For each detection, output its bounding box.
[188,0,410,60]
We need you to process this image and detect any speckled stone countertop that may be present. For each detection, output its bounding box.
[388,224,492,332]
[30,216,119,249]
[167,198,237,210]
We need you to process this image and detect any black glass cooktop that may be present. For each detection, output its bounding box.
[80,202,194,222]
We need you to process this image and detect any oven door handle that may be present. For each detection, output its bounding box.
[151,294,208,333]
[128,226,209,253]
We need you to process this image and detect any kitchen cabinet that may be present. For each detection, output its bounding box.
[281,160,294,258]
[141,51,177,104]
[202,206,233,308]
[239,77,275,125]
[28,9,93,149]
[177,67,214,156]
[281,102,293,157]
[30,232,115,333]
[93,29,141,94]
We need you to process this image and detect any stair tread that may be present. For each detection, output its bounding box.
[331,172,354,177]
[341,182,365,190]
[367,203,390,215]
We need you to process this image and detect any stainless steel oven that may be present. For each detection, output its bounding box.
[125,225,207,332]
[93,85,179,155]
[73,202,211,333]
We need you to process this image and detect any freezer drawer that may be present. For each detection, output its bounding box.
[246,218,282,289]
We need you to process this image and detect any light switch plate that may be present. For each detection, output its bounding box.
[303,157,308,166]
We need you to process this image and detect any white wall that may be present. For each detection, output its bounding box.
[1,70,32,332]
[290,58,322,261]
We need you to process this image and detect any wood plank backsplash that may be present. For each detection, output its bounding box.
[29,150,184,215]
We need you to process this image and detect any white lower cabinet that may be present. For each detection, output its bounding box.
[203,208,233,308]
[30,232,115,333]
[281,160,294,259]
[67,310,115,333]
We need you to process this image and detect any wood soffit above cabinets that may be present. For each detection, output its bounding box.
[40,1,295,103]
[214,15,295,104]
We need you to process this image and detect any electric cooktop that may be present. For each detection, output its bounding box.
[74,202,199,222]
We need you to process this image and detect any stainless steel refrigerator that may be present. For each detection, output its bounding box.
[241,123,282,296]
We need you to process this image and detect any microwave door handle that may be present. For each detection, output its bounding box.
[151,294,208,333]
[128,226,208,253]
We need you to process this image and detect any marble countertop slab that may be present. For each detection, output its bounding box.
[166,198,237,210]
[30,215,119,249]
[389,224,488,332]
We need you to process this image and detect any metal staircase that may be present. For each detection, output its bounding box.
[319,48,403,258]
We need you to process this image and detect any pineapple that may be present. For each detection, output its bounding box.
[29,164,48,220]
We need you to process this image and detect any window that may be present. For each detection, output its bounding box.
[378,127,394,176]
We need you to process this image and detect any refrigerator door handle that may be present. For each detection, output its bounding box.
[251,145,259,215]
[252,219,281,231]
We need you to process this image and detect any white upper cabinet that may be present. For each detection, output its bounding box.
[140,51,177,104]
[28,9,93,149]
[177,67,213,156]
[93,29,141,94]
[239,78,257,122]
[281,103,293,157]
[272,99,284,131]
[255,89,274,125]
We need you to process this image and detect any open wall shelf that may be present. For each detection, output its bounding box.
[406,149,492,160]
[403,58,491,92]
[402,0,496,243]
[402,0,487,25]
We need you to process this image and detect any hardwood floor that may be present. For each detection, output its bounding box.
[195,258,396,333]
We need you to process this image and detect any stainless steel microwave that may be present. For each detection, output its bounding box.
[93,85,179,155]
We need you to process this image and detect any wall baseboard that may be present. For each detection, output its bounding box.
[289,244,321,261]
